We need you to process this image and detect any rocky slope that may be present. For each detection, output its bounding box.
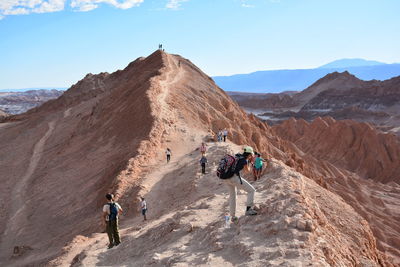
[0,51,398,266]
[0,50,287,266]
[299,72,400,112]
[228,91,297,111]
[273,117,400,264]
[0,89,63,114]
[51,144,390,267]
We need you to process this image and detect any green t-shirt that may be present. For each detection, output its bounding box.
[254,157,263,169]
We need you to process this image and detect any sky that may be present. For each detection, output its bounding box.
[0,0,400,89]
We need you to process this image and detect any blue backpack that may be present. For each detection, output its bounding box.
[108,203,118,221]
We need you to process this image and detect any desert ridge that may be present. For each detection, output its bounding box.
[0,50,398,266]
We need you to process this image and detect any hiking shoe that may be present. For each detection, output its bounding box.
[115,242,121,246]
[245,208,258,216]
[107,244,114,249]
[231,216,238,223]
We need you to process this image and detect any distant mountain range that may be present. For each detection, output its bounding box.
[229,71,400,135]
[0,87,67,93]
[318,58,386,69]
[213,59,400,93]
[0,89,63,114]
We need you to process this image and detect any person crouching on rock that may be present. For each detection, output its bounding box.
[221,146,258,222]
[103,193,123,249]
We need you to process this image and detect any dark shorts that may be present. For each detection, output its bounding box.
[142,209,147,215]
[255,166,262,171]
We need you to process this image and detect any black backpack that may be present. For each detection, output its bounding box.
[108,203,118,221]
[216,154,239,179]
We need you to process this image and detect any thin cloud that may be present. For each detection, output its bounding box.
[0,0,65,17]
[71,0,143,11]
[240,0,254,8]
[166,0,188,10]
[0,0,143,19]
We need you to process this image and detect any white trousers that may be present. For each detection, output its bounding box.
[223,176,255,217]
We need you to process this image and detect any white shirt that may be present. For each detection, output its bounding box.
[223,130,228,136]
[103,202,122,221]
[166,150,171,155]
[141,200,147,210]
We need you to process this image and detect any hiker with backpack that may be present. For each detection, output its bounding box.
[216,146,258,222]
[199,155,208,174]
[103,193,123,249]
[166,148,171,163]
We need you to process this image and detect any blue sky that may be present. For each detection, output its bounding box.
[0,0,399,89]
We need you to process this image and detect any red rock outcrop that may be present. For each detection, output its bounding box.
[273,117,400,264]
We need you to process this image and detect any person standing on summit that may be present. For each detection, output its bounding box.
[217,146,257,222]
[103,193,123,249]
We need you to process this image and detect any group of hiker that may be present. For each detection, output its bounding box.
[216,128,228,142]
[102,129,267,249]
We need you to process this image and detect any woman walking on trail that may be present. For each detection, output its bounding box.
[200,142,207,156]
[166,148,171,163]
[254,152,266,181]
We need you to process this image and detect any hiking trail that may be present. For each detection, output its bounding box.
[51,141,327,266]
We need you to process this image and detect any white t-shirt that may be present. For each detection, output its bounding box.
[166,150,171,156]
[141,200,147,210]
[223,130,228,136]
[103,202,122,221]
